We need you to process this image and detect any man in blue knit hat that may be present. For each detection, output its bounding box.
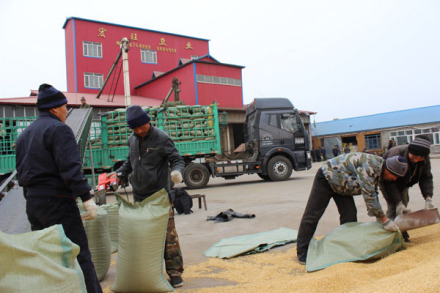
[116,105,185,288]
[16,84,102,293]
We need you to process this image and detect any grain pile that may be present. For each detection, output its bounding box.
[176,223,440,293]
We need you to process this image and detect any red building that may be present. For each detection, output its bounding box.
[63,17,245,108]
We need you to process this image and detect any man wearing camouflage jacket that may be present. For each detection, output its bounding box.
[296,153,408,265]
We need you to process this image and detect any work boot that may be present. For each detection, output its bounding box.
[170,276,184,288]
[402,231,411,243]
[297,254,306,265]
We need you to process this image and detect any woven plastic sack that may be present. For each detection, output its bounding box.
[0,224,86,293]
[112,189,174,292]
[101,201,120,253]
[83,206,112,281]
[306,222,405,272]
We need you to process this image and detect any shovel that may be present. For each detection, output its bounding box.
[394,208,440,231]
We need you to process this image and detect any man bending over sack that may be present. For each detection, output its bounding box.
[380,134,435,243]
[296,152,408,265]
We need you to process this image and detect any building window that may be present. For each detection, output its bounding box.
[365,133,381,150]
[196,74,242,87]
[390,127,439,146]
[84,73,103,89]
[141,49,157,64]
[83,41,102,58]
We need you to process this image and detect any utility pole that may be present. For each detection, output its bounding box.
[120,38,131,107]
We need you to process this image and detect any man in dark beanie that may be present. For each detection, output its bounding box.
[297,152,408,265]
[116,105,185,288]
[15,84,102,292]
[380,134,434,243]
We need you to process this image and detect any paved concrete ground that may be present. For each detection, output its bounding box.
[101,158,440,290]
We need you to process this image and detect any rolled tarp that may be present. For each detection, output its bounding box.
[204,227,298,259]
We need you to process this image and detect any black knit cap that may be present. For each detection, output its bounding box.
[408,134,431,157]
[126,105,150,129]
[37,83,68,110]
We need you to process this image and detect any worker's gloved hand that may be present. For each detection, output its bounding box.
[425,198,435,209]
[81,198,98,221]
[117,172,129,188]
[171,170,183,184]
[396,201,410,216]
[383,219,399,232]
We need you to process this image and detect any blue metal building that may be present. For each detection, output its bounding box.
[311,105,440,157]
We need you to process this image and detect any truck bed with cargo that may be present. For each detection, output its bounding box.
[82,97,311,189]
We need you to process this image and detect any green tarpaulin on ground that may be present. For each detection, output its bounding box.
[306,222,405,272]
[204,227,298,259]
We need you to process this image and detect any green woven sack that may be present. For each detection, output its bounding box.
[0,225,86,293]
[306,222,405,272]
[83,206,112,281]
[101,202,120,253]
[112,189,174,292]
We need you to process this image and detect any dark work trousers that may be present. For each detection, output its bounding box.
[26,197,102,293]
[134,196,184,277]
[296,168,357,260]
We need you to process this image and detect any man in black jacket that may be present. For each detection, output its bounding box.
[380,134,435,242]
[15,84,102,293]
[116,105,185,288]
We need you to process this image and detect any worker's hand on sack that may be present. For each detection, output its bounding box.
[425,197,435,209]
[81,198,98,221]
[171,170,183,184]
[396,201,410,216]
[117,172,129,188]
[383,219,399,232]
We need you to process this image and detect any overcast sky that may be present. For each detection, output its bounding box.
[1,0,439,122]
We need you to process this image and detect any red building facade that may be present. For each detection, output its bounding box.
[63,17,244,108]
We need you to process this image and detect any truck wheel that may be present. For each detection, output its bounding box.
[257,173,270,181]
[267,156,293,181]
[183,163,210,189]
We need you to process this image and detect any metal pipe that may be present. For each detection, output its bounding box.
[96,50,122,100]
[121,38,131,107]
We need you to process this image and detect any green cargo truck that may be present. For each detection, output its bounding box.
[1,98,312,190]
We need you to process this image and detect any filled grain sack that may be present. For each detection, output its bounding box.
[0,224,86,293]
[101,201,120,253]
[306,222,405,272]
[112,189,174,293]
[83,206,112,281]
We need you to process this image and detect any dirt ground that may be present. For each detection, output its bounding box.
[100,157,440,292]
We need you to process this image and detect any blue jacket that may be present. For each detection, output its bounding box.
[15,111,91,201]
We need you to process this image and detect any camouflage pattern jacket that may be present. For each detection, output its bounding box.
[321,152,385,218]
